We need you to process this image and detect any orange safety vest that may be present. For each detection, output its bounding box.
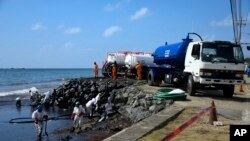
[112,64,117,79]
[135,64,142,74]
[135,63,142,80]
[94,64,98,78]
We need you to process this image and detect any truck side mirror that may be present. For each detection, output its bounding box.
[247,46,250,50]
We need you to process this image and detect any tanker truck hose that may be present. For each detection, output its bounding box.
[153,89,186,101]
[9,114,71,123]
[9,114,100,124]
[188,32,203,41]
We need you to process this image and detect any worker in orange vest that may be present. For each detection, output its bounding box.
[94,62,98,79]
[112,61,117,80]
[135,61,142,80]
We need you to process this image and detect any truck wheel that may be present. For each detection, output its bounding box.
[147,70,154,86]
[223,85,234,98]
[147,70,160,86]
[187,75,196,96]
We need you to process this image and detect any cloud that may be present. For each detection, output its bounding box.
[64,42,74,48]
[104,3,120,12]
[130,7,149,20]
[64,27,81,34]
[57,24,65,29]
[103,26,123,37]
[104,0,130,12]
[203,34,216,41]
[31,23,46,31]
[209,16,232,27]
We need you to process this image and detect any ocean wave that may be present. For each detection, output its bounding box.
[0,78,64,87]
[0,87,38,97]
[8,82,29,86]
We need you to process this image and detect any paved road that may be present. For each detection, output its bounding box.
[140,84,250,121]
[175,90,250,121]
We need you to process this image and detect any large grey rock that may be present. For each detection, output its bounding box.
[135,111,151,123]
[132,99,139,108]
[69,88,75,93]
[122,92,128,98]
[136,92,146,99]
[51,77,173,126]
[139,98,147,108]
[77,85,82,92]
[149,105,156,112]
[152,103,166,113]
[124,106,149,123]
[90,85,96,92]
[98,84,106,92]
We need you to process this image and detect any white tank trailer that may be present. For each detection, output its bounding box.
[102,52,153,78]
[106,52,127,65]
[102,52,130,77]
[125,53,154,68]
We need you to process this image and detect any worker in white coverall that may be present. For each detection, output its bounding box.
[86,98,96,118]
[94,93,102,111]
[71,101,85,129]
[32,104,48,139]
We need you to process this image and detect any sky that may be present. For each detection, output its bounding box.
[0,0,250,68]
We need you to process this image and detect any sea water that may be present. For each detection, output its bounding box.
[0,68,96,100]
[0,68,97,141]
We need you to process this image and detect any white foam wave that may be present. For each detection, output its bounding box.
[0,87,38,97]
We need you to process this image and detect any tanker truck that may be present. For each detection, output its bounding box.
[102,52,128,77]
[102,51,154,77]
[125,53,154,77]
[147,32,246,98]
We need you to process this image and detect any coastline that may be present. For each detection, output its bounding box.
[0,69,97,140]
[0,99,73,141]
[0,72,174,141]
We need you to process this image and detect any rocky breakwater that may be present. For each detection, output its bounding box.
[49,78,173,141]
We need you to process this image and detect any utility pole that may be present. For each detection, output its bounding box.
[230,0,246,44]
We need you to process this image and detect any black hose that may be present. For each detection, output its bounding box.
[9,114,71,124]
[188,32,203,41]
[9,114,99,124]
[9,117,34,123]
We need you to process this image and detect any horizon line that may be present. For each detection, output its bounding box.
[0,68,95,69]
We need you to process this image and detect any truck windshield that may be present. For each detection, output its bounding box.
[201,43,244,63]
